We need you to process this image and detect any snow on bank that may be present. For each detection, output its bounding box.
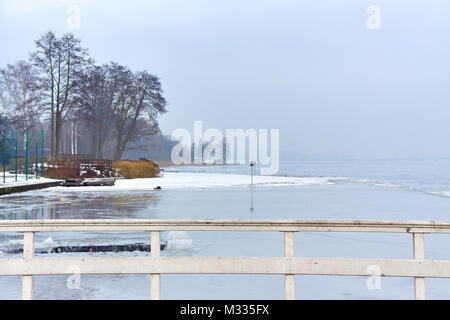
[0,176,60,188]
[49,172,334,191]
[428,191,450,198]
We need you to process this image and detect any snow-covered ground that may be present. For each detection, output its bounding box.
[0,173,56,188]
[48,171,334,191]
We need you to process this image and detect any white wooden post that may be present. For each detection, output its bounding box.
[413,233,425,300]
[22,232,34,300]
[284,232,295,300]
[150,231,161,300]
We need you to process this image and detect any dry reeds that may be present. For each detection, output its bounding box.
[112,159,160,179]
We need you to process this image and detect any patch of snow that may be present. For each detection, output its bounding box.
[38,237,55,253]
[49,172,333,191]
[428,191,450,198]
[0,176,59,188]
[167,231,192,252]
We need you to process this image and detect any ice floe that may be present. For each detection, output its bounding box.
[50,172,335,191]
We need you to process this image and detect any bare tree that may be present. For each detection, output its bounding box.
[26,31,167,160]
[0,61,41,145]
[111,69,167,160]
[31,31,90,156]
[0,113,9,138]
[75,63,118,158]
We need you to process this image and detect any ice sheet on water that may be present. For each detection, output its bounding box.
[428,191,450,198]
[4,237,54,253]
[47,172,334,192]
[167,231,192,252]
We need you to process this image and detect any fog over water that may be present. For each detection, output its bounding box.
[1,0,449,159]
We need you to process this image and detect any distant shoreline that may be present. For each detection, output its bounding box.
[155,162,240,168]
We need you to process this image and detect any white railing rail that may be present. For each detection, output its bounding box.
[1,219,450,300]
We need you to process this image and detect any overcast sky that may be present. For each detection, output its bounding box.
[0,0,449,159]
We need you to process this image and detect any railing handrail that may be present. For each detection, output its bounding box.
[0,219,449,233]
[1,219,447,300]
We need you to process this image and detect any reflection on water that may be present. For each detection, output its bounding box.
[0,208,44,220]
[0,191,161,220]
[1,184,450,299]
[0,191,163,261]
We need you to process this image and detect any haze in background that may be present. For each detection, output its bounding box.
[1,0,449,159]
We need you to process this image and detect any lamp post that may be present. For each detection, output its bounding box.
[250,160,256,211]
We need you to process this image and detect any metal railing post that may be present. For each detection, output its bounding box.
[22,232,34,300]
[284,231,295,300]
[150,231,161,300]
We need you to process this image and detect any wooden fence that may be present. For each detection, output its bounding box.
[0,219,450,300]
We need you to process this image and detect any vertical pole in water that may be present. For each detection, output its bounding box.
[250,160,256,211]
[42,130,44,176]
[2,137,5,183]
[35,142,38,179]
[10,131,13,173]
[15,140,17,182]
[251,165,253,209]
[25,129,28,181]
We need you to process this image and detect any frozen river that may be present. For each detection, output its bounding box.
[0,163,450,299]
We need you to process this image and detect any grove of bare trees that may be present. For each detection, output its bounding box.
[0,61,41,148]
[0,31,167,161]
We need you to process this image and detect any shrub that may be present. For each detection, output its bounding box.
[113,159,160,179]
[80,166,114,178]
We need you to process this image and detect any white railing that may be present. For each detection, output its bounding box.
[1,219,450,300]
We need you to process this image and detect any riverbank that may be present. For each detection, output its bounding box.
[156,161,241,168]
[0,180,62,196]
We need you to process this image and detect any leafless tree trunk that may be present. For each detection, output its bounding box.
[111,70,166,160]
[74,122,78,154]
[31,31,89,157]
[0,61,40,145]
